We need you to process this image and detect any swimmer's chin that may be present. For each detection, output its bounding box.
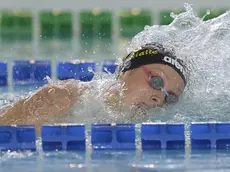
[134,102,158,110]
[131,103,167,115]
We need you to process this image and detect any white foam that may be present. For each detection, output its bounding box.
[126,3,230,123]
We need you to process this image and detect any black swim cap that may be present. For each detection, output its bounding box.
[117,43,187,85]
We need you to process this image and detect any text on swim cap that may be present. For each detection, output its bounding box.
[122,49,158,62]
[134,49,158,58]
[163,56,185,75]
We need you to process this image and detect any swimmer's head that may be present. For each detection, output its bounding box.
[117,43,187,109]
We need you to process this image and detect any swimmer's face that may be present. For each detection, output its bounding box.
[119,64,185,109]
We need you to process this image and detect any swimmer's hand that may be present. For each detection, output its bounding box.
[0,79,87,129]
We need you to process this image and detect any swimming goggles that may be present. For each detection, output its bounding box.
[141,66,179,105]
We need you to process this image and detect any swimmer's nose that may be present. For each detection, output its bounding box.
[150,96,161,107]
[151,96,160,104]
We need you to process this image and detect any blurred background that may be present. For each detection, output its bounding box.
[0,0,229,88]
[0,0,229,60]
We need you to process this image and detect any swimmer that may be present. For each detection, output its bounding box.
[0,43,186,129]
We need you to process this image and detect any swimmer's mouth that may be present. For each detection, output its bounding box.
[136,102,149,109]
[136,102,159,109]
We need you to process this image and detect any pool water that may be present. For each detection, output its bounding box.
[2,145,230,172]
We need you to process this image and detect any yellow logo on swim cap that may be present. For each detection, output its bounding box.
[134,49,158,58]
[123,49,158,61]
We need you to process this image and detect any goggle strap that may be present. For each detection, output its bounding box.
[161,87,169,96]
[141,66,152,78]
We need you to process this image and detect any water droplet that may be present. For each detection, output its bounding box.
[88,67,93,72]
[170,12,176,19]
[144,25,150,30]
[202,9,211,21]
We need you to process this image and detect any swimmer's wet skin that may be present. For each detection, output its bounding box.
[0,44,186,130]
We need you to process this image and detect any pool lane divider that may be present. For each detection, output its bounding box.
[0,125,36,151]
[190,122,230,149]
[141,123,185,150]
[41,124,85,151]
[91,123,135,150]
[1,122,230,151]
[0,62,7,86]
[13,60,52,85]
[0,60,118,86]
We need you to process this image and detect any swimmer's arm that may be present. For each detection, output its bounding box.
[0,79,88,128]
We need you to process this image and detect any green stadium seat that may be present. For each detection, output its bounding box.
[17,11,32,41]
[0,11,32,42]
[40,11,56,40]
[0,11,17,42]
[40,11,72,40]
[94,11,112,40]
[159,9,183,25]
[119,9,152,38]
[133,11,152,33]
[199,9,227,21]
[119,10,133,38]
[80,10,112,46]
[80,11,94,40]
[57,11,72,39]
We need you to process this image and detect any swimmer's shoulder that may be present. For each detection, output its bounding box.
[99,79,124,109]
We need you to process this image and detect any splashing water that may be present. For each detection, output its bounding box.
[68,3,230,124]
[127,3,230,123]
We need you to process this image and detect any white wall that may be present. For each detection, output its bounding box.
[0,0,229,11]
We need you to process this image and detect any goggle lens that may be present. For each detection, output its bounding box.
[165,94,179,105]
[151,77,163,89]
[150,76,179,105]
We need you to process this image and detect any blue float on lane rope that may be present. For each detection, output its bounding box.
[102,60,117,74]
[13,60,51,85]
[33,60,51,83]
[141,123,185,150]
[41,124,86,151]
[0,62,7,86]
[0,125,36,151]
[79,61,96,81]
[91,123,135,150]
[57,61,79,80]
[190,122,230,149]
